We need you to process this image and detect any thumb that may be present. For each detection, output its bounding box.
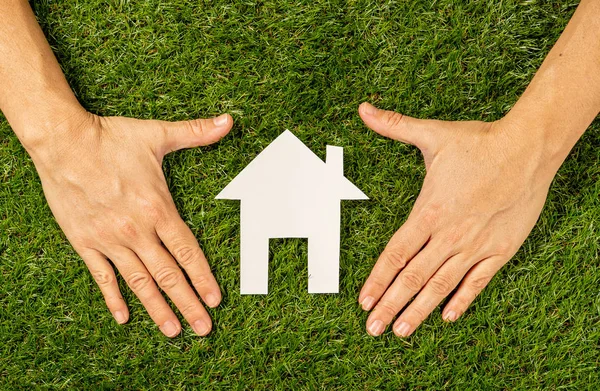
[358,102,432,149]
[160,113,233,154]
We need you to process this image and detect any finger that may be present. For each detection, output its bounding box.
[108,246,182,338]
[358,102,433,148]
[156,215,221,308]
[136,242,213,337]
[79,248,129,324]
[366,239,452,336]
[160,113,233,153]
[359,215,429,311]
[392,253,471,337]
[442,256,505,322]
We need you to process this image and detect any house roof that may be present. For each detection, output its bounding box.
[216,130,368,201]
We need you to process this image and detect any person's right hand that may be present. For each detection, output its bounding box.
[27,110,233,337]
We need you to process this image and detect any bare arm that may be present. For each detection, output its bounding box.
[502,0,600,168]
[0,1,86,144]
[0,0,233,337]
[358,0,600,337]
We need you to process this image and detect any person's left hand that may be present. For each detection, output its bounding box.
[357,102,555,337]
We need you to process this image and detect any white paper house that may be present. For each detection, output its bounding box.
[216,130,368,294]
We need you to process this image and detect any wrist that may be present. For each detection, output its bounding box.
[497,109,585,175]
[17,103,93,156]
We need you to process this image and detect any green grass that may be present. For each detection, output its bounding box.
[1,0,599,389]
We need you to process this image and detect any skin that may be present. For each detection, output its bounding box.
[0,1,233,337]
[358,0,600,337]
[1,0,598,340]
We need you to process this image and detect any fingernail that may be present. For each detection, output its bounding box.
[361,102,377,115]
[161,321,179,337]
[213,114,229,127]
[205,293,220,308]
[394,321,412,337]
[113,311,127,324]
[444,310,458,322]
[367,320,385,336]
[193,319,211,336]
[360,296,375,311]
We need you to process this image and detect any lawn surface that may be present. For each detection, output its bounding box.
[1,0,599,389]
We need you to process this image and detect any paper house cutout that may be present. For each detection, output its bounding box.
[216,130,368,294]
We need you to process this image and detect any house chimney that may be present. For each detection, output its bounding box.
[326,145,344,176]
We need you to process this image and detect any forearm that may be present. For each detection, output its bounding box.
[0,0,86,150]
[501,0,600,170]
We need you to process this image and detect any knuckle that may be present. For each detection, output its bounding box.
[127,272,151,292]
[92,270,114,287]
[140,199,165,223]
[377,300,399,317]
[409,305,428,322]
[94,226,112,242]
[442,230,462,247]
[469,235,488,254]
[187,119,206,138]
[367,274,388,292]
[469,275,492,291]
[453,294,472,310]
[174,245,202,267]
[155,267,183,290]
[400,270,424,292]
[178,301,199,318]
[69,234,87,248]
[384,111,404,128]
[419,205,441,228]
[495,242,513,257]
[381,248,408,271]
[116,219,138,239]
[193,272,212,288]
[428,274,454,296]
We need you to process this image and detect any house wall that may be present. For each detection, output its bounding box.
[240,197,340,238]
[239,199,341,294]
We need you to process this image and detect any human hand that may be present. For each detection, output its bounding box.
[27,111,233,337]
[357,102,557,337]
